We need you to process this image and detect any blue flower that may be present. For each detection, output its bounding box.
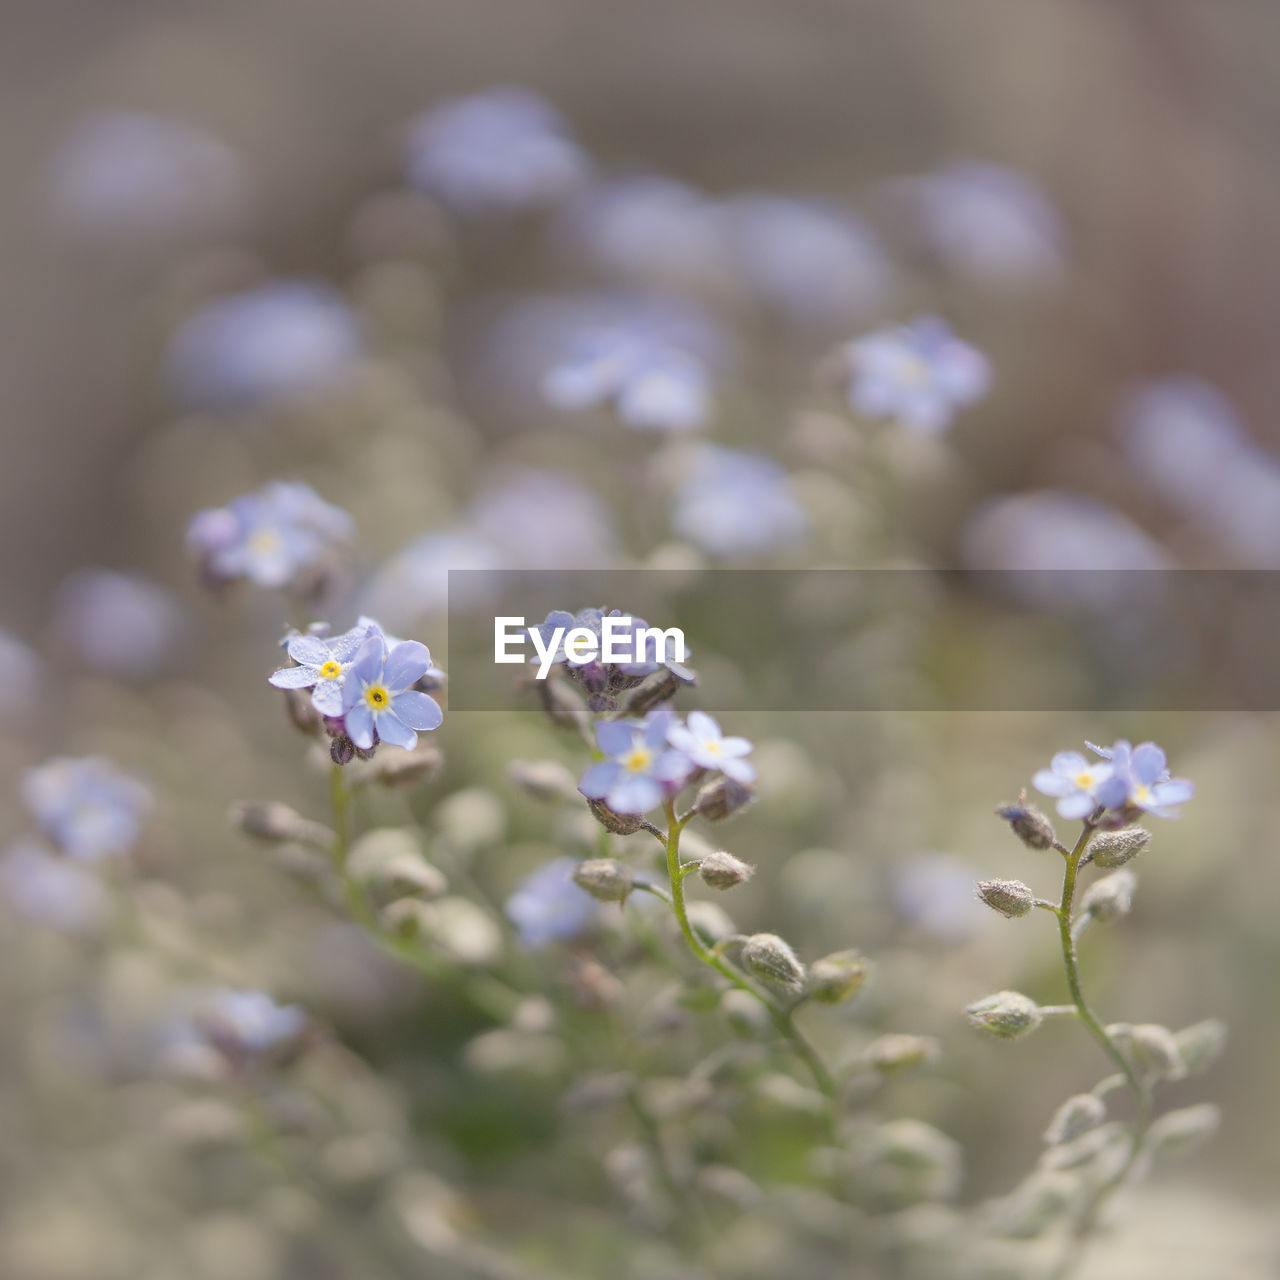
[0,840,108,933]
[405,88,588,215]
[671,445,807,558]
[1032,751,1123,821]
[667,711,755,784]
[0,628,45,720]
[1087,740,1194,819]
[187,481,354,591]
[579,711,693,815]
[22,757,151,861]
[843,316,990,433]
[340,635,443,752]
[505,857,598,949]
[167,281,363,412]
[201,988,307,1057]
[269,619,378,716]
[544,328,711,431]
[53,569,185,680]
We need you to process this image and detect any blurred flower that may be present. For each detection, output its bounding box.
[579,711,692,814]
[667,711,755,783]
[889,162,1065,288]
[891,854,989,944]
[167,281,363,412]
[718,194,890,328]
[23,757,151,861]
[269,620,378,716]
[187,481,354,591]
[671,445,807,558]
[505,856,598,948]
[843,316,990,432]
[0,628,45,719]
[53,569,185,680]
[1032,751,1121,820]
[544,327,712,430]
[47,110,250,244]
[0,840,108,933]
[468,469,618,566]
[200,988,307,1059]
[341,635,443,752]
[405,88,588,215]
[1086,739,1194,819]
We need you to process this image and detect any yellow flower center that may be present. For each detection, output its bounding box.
[1133,784,1152,805]
[247,528,282,555]
[623,747,654,774]
[364,684,390,710]
[1073,771,1096,789]
[319,660,342,680]
[702,739,721,755]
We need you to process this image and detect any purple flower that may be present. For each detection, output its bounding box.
[844,316,990,433]
[340,635,443,752]
[0,628,45,719]
[505,857,598,949]
[405,89,588,215]
[667,711,755,784]
[1032,751,1123,821]
[168,281,363,412]
[22,757,151,861]
[187,481,354,591]
[579,711,692,815]
[0,840,108,933]
[269,619,378,716]
[53,569,185,680]
[671,445,807,558]
[1088,740,1194,819]
[201,988,307,1057]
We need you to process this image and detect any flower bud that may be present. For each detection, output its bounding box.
[229,802,334,852]
[347,828,447,899]
[350,744,443,790]
[721,988,771,1038]
[807,950,870,1004]
[1146,1103,1220,1157]
[741,933,806,996]
[536,675,592,734]
[1172,1018,1227,1076]
[1043,1093,1106,1146]
[966,991,1042,1039]
[1125,1023,1187,1082]
[283,687,323,736]
[695,776,755,823]
[994,792,1056,850]
[977,878,1035,919]
[865,1033,939,1073]
[1087,826,1151,868]
[507,759,580,802]
[1080,869,1136,922]
[572,858,633,902]
[586,797,645,836]
[698,850,755,890]
[329,733,356,767]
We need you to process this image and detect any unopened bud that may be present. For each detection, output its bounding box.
[1044,1093,1106,1146]
[807,950,870,1004]
[329,733,356,766]
[865,1033,939,1073]
[586,797,645,835]
[1146,1103,1220,1156]
[698,850,755,890]
[741,933,806,995]
[977,878,1035,919]
[995,792,1056,850]
[507,759,579,802]
[1172,1018,1227,1076]
[721,988,771,1038]
[536,675,592,734]
[347,829,447,899]
[1080,869,1136,922]
[695,776,755,823]
[966,991,1042,1039]
[1125,1023,1187,1082]
[283,687,323,736]
[350,743,443,789]
[230,802,334,852]
[572,858,633,902]
[1087,826,1151,868]
[615,667,691,718]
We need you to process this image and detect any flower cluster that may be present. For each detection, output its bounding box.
[187,481,354,593]
[269,617,444,762]
[1032,739,1194,822]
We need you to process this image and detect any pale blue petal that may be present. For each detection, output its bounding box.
[391,689,442,731]
[579,760,622,799]
[1056,792,1095,820]
[345,702,374,749]
[595,721,634,758]
[1032,769,1074,797]
[1051,751,1088,775]
[269,665,317,690]
[287,634,331,665]
[375,711,417,750]
[607,773,662,815]
[383,640,431,691]
[311,681,345,716]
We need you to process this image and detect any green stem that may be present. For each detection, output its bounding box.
[661,802,836,1106]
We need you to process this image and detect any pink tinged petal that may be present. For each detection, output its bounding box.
[269,665,317,690]
[287,634,331,665]
[375,712,418,751]
[383,640,432,691]
[579,760,622,799]
[607,773,663,815]
[1032,769,1075,797]
[391,690,442,731]
[717,736,752,757]
[344,702,375,750]
[1056,791,1095,820]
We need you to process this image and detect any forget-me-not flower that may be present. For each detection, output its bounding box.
[667,711,755,784]
[340,635,443,752]
[579,711,692,815]
[1032,751,1122,821]
[843,316,990,433]
[53,568,185,680]
[22,757,151,861]
[202,988,307,1058]
[505,857,599,949]
[269,619,378,716]
[1087,740,1194,819]
[0,841,108,933]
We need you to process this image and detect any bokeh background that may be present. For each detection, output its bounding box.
[1,2,1278,1278]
